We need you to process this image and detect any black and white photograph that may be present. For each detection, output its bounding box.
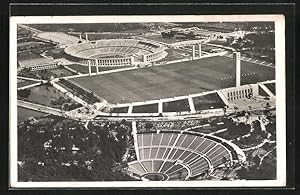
[9,15,286,188]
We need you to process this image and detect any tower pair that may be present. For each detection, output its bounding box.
[192,44,202,60]
[87,59,99,76]
[79,34,89,42]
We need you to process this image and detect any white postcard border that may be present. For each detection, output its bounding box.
[9,15,286,188]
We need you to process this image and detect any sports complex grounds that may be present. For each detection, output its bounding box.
[15,21,279,184]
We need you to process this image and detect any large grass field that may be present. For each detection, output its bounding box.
[70,56,275,104]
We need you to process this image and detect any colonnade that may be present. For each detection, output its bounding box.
[86,57,135,75]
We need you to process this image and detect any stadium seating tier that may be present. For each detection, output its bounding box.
[65,39,164,60]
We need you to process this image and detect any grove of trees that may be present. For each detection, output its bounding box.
[18,118,134,181]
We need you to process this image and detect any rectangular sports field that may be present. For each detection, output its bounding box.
[70,56,275,104]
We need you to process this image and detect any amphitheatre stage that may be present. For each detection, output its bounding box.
[69,56,275,104]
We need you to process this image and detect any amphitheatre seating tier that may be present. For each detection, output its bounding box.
[128,131,240,180]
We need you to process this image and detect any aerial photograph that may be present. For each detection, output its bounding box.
[15,20,277,183]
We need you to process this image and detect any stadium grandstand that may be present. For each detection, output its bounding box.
[64,39,167,67]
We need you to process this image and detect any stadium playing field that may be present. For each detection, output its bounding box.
[70,56,275,104]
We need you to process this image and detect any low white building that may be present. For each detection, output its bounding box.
[18,57,58,71]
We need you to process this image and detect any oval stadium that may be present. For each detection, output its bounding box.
[64,39,167,66]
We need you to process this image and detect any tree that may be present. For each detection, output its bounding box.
[50,100,56,106]
[144,122,153,130]
[18,118,134,181]
[63,104,69,111]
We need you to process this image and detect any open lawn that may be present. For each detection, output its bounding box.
[193,93,226,110]
[140,35,181,44]
[70,56,275,104]
[19,67,74,80]
[18,85,75,109]
[48,68,74,77]
[44,48,65,59]
[17,79,37,88]
[132,104,158,113]
[17,52,42,61]
[18,107,45,122]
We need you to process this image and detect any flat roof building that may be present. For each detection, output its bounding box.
[18,57,58,71]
